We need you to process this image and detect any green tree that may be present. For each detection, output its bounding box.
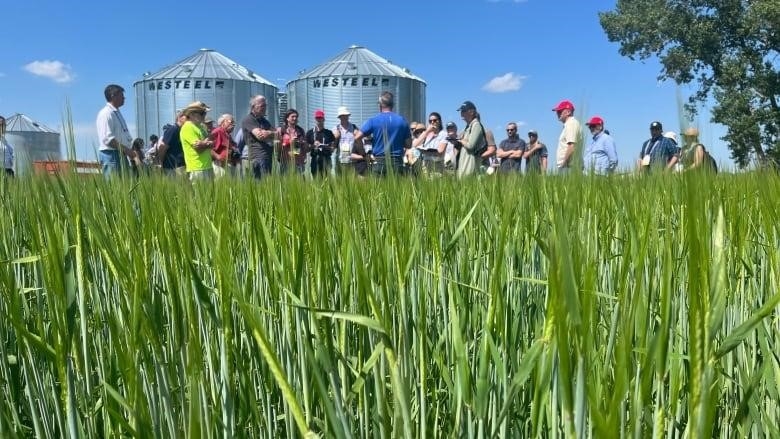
[599,0,780,169]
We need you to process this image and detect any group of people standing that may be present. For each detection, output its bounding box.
[406,100,549,178]
[550,99,717,175]
[96,84,241,180]
[239,93,550,180]
[95,84,717,181]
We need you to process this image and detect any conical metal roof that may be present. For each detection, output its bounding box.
[139,48,275,85]
[295,45,425,82]
[4,113,58,133]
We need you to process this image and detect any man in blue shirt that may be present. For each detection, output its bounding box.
[354,91,411,176]
[638,121,679,172]
[583,116,618,174]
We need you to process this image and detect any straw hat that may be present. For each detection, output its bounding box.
[684,127,699,137]
[181,101,210,116]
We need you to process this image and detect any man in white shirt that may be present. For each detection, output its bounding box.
[96,84,136,178]
[0,115,14,176]
[552,100,582,173]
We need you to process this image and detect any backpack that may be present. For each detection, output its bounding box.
[696,144,717,173]
[706,152,718,173]
[472,120,489,157]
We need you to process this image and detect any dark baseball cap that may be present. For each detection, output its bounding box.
[457,101,476,112]
[650,121,663,130]
[528,129,538,136]
[446,121,457,130]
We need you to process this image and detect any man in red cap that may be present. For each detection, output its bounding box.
[306,109,335,177]
[552,100,581,173]
[583,116,618,174]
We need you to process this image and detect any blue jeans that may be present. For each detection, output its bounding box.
[99,149,123,178]
[251,157,272,179]
[370,156,404,177]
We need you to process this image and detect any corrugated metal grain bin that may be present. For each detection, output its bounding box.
[287,46,426,131]
[133,49,278,141]
[4,114,61,175]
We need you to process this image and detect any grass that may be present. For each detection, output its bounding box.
[0,170,778,437]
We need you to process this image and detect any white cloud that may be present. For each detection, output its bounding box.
[482,73,527,93]
[23,60,75,83]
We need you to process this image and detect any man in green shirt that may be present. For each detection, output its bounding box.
[180,101,215,182]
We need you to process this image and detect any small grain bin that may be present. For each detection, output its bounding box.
[3,114,61,175]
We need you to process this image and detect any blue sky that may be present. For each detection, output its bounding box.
[0,0,730,170]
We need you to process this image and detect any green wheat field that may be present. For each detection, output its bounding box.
[0,171,778,438]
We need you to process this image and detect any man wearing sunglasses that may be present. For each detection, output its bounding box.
[496,122,526,173]
[180,101,215,182]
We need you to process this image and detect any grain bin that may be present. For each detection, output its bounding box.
[3,114,60,175]
[287,46,426,131]
[134,49,278,141]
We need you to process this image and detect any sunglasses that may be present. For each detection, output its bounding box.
[429,119,439,123]
[506,128,516,132]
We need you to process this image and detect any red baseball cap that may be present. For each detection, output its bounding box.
[314,109,325,119]
[586,116,604,126]
[552,100,575,112]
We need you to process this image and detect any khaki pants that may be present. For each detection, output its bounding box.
[189,169,214,182]
[213,163,226,179]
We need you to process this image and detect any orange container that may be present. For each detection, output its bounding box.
[33,160,101,176]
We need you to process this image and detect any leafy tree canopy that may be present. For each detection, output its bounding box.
[600,0,780,168]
